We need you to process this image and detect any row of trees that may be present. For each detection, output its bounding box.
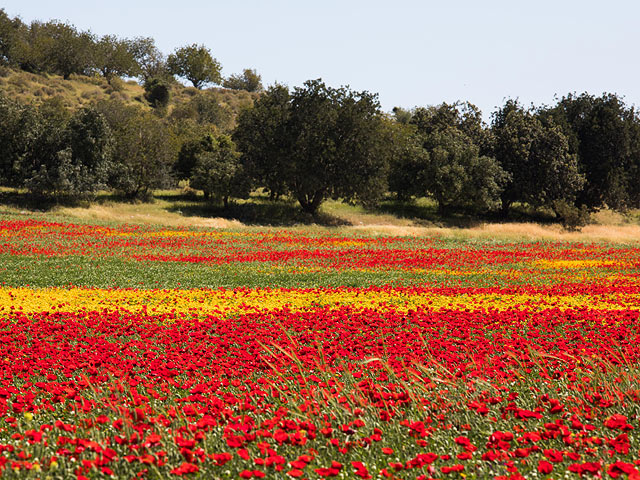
[403,93,640,217]
[0,9,263,91]
[3,77,639,224]
[0,94,186,199]
[229,85,640,219]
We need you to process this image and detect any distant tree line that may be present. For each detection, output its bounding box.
[0,9,263,91]
[2,9,640,226]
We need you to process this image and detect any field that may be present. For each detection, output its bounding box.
[1,215,640,479]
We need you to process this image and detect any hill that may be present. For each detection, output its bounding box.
[0,66,258,127]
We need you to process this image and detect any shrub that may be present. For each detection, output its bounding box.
[553,199,590,231]
[144,78,171,110]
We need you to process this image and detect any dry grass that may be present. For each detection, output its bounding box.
[44,198,640,243]
[0,69,257,121]
[0,70,146,109]
[352,222,640,243]
[55,203,242,229]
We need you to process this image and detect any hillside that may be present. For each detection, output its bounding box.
[0,66,258,126]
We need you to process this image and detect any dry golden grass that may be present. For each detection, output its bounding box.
[0,68,258,120]
[47,199,640,243]
[55,203,242,229]
[353,222,640,243]
[0,69,147,109]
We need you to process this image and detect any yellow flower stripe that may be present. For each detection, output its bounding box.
[534,259,622,269]
[1,287,638,316]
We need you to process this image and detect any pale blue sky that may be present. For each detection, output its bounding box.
[3,1,638,119]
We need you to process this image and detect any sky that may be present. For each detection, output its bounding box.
[3,0,639,119]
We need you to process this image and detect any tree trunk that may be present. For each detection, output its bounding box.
[297,189,325,215]
[500,197,511,218]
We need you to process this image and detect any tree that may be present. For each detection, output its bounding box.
[92,34,138,83]
[19,98,68,196]
[0,9,24,65]
[410,102,493,156]
[96,100,176,199]
[0,93,40,186]
[24,107,113,197]
[65,108,113,192]
[492,100,585,215]
[391,106,412,125]
[233,84,291,200]
[129,36,169,82]
[235,79,391,214]
[144,78,171,112]
[393,101,507,213]
[11,20,54,73]
[167,44,221,89]
[174,133,215,181]
[169,91,232,130]
[542,93,637,210]
[223,68,263,92]
[387,123,429,201]
[189,134,250,205]
[420,128,508,213]
[33,21,94,78]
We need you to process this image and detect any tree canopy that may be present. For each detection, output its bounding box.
[492,100,585,215]
[167,44,221,89]
[235,79,392,214]
[223,69,263,92]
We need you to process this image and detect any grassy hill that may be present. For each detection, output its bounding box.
[0,66,258,126]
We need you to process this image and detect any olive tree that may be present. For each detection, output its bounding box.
[492,100,585,215]
[92,34,139,83]
[234,79,392,214]
[222,68,263,92]
[167,44,221,89]
[189,134,250,205]
[97,100,176,199]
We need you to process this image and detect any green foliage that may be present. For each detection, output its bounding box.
[391,106,412,125]
[423,129,508,213]
[236,79,392,214]
[393,102,507,213]
[128,36,169,83]
[92,34,139,83]
[18,98,69,195]
[66,107,114,189]
[411,102,493,156]
[492,100,585,214]
[552,199,590,231]
[222,68,263,92]
[234,84,291,200]
[96,100,176,199]
[0,8,23,66]
[189,134,250,205]
[542,93,640,210]
[143,77,171,111]
[287,79,392,213]
[169,91,232,130]
[19,105,112,198]
[11,20,53,73]
[167,44,221,89]
[0,93,40,185]
[386,122,429,201]
[174,133,215,180]
[18,20,94,79]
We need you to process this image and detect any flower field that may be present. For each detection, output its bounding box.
[2,219,640,479]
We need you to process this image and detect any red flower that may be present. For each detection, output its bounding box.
[170,462,199,475]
